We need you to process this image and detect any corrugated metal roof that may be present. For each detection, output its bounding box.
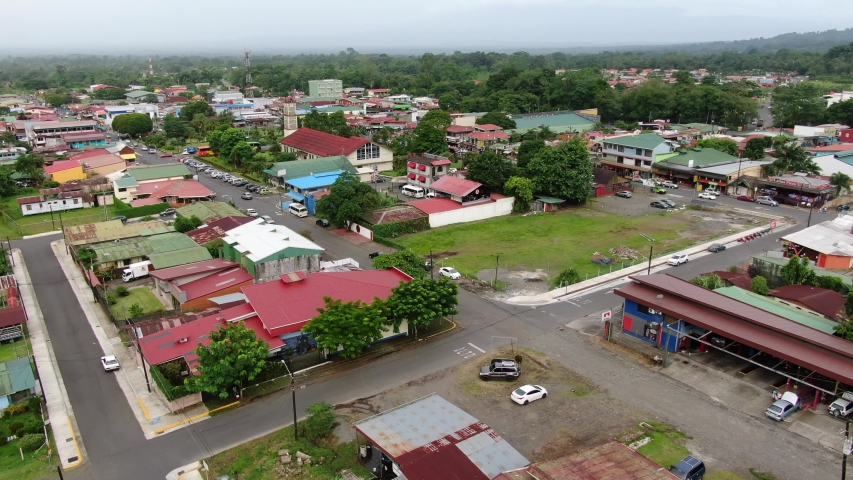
[148,246,212,269]
[177,267,253,301]
[615,275,853,387]
[221,218,323,263]
[177,201,245,222]
[430,176,483,197]
[782,216,853,256]
[126,164,191,182]
[65,220,173,245]
[523,440,679,480]
[767,285,846,320]
[353,394,529,480]
[0,358,36,397]
[714,286,838,334]
[150,259,239,281]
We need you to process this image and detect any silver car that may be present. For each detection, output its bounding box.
[766,392,800,421]
[756,196,778,206]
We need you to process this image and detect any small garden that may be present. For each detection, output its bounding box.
[107,286,166,319]
[0,398,55,480]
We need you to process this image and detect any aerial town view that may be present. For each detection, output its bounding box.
[2,2,853,479]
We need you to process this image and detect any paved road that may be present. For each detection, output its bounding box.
[28,148,837,479]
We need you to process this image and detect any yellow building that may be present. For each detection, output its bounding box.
[44,161,86,183]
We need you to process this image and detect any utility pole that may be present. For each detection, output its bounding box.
[807,199,815,227]
[647,246,653,275]
[430,248,434,280]
[842,420,850,480]
[494,255,500,287]
[282,360,297,440]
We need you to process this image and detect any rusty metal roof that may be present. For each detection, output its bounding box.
[353,394,529,480]
[65,220,174,246]
[522,441,679,480]
[615,274,853,387]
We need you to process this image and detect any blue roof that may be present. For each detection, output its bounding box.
[285,170,345,190]
[285,191,305,201]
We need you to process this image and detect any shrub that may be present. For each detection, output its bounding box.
[26,396,41,412]
[18,433,45,452]
[752,276,770,295]
[551,268,581,289]
[371,217,430,238]
[128,303,144,318]
[140,215,154,221]
[106,292,117,305]
[0,436,7,446]
[8,421,24,435]
[23,418,43,435]
[304,402,336,441]
[298,230,313,241]
[2,403,27,418]
[114,286,129,297]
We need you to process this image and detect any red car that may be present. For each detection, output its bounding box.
[159,153,173,158]
[737,195,755,202]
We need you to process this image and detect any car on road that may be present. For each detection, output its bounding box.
[736,195,755,202]
[479,358,521,381]
[148,148,156,154]
[316,219,330,227]
[756,196,779,206]
[669,455,706,480]
[698,192,716,200]
[439,267,461,279]
[667,253,689,266]
[160,153,173,158]
[101,355,120,372]
[615,191,632,198]
[240,192,253,200]
[258,188,272,195]
[766,391,800,421]
[368,252,382,259]
[660,199,676,208]
[652,186,667,194]
[260,215,275,224]
[510,384,548,405]
[662,180,678,189]
[110,215,127,223]
[838,204,851,212]
[708,243,726,253]
[245,208,258,217]
[159,208,177,217]
[650,201,667,209]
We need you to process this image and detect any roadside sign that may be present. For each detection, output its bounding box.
[771,220,777,229]
[843,438,852,456]
[601,310,612,322]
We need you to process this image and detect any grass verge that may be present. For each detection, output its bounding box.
[0,339,29,362]
[0,409,56,480]
[109,287,165,318]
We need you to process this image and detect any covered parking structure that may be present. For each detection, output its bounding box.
[613,274,853,409]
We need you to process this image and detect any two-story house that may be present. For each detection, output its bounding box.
[599,133,673,179]
[406,153,452,189]
[279,128,393,180]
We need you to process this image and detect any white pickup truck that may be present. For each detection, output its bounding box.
[662,181,679,189]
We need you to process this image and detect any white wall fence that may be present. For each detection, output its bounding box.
[428,196,514,228]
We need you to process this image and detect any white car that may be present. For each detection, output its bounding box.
[260,215,275,224]
[511,384,548,405]
[698,192,717,200]
[439,267,461,279]
[101,355,120,372]
[667,253,689,266]
[245,208,259,217]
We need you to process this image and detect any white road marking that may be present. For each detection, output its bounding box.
[468,343,486,353]
[564,299,580,306]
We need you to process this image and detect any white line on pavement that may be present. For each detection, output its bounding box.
[468,343,486,353]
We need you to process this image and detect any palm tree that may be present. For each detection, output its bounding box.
[771,142,815,174]
[831,172,852,196]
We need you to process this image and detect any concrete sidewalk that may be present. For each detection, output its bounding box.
[51,239,209,440]
[13,248,84,470]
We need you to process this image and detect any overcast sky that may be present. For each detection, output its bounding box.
[4,0,853,54]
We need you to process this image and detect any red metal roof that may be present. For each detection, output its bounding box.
[130,197,162,207]
[475,123,503,131]
[0,306,26,329]
[767,285,846,320]
[430,175,483,197]
[614,275,853,386]
[44,161,81,174]
[517,440,679,480]
[186,216,255,245]
[279,128,369,157]
[405,198,463,215]
[177,267,254,301]
[133,179,214,200]
[446,125,474,134]
[241,269,412,335]
[708,270,752,290]
[150,259,239,281]
[17,196,42,205]
[468,131,510,141]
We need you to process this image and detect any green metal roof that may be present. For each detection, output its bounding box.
[753,255,853,285]
[148,246,212,269]
[510,112,594,133]
[125,90,155,98]
[177,201,245,222]
[536,196,565,204]
[0,358,35,396]
[714,286,839,334]
[602,133,666,149]
[91,237,153,263]
[147,232,202,253]
[263,155,357,180]
[126,164,191,182]
[114,175,139,188]
[657,148,738,167]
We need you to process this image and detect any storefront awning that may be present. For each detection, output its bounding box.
[418,175,427,182]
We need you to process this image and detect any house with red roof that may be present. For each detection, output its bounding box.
[406,153,452,189]
[767,285,846,320]
[128,179,215,207]
[44,160,86,183]
[165,266,255,312]
[399,175,514,228]
[70,148,125,176]
[186,216,255,246]
[279,128,393,179]
[474,124,503,133]
[150,258,242,299]
[367,88,390,97]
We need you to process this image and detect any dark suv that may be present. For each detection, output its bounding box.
[479,358,521,381]
[669,455,706,480]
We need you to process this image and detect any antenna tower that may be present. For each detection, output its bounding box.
[244,50,253,98]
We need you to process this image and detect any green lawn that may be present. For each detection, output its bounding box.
[109,287,166,319]
[636,430,690,470]
[396,208,704,279]
[0,190,119,239]
[0,339,29,362]
[0,409,56,480]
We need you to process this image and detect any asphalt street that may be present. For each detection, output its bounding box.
[23,145,838,479]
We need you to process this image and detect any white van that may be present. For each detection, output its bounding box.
[288,203,308,218]
[401,185,425,198]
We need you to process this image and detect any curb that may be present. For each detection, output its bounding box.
[154,401,240,435]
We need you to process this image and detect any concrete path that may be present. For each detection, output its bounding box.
[51,239,210,439]
[13,248,84,470]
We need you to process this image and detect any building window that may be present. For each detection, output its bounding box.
[616,156,624,164]
[356,143,381,160]
[636,304,653,315]
[617,145,625,153]
[644,149,653,157]
[73,198,79,204]
[26,205,32,211]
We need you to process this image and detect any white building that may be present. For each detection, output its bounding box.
[824,91,853,108]
[211,91,244,104]
[307,79,343,99]
[387,94,412,104]
[0,147,27,165]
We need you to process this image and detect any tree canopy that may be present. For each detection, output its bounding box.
[14,153,45,182]
[476,111,517,129]
[163,114,188,140]
[301,110,358,137]
[503,176,534,212]
[411,110,452,155]
[388,278,459,340]
[179,100,215,122]
[112,113,153,137]
[526,137,592,203]
[186,322,269,398]
[315,171,380,227]
[695,138,739,157]
[303,297,390,359]
[464,152,516,191]
[372,250,427,279]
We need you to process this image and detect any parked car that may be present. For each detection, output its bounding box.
[669,455,706,480]
[232,179,248,187]
[245,208,258,217]
[828,392,853,418]
[240,192,253,200]
[737,195,755,202]
[159,208,177,217]
[756,196,779,206]
[667,253,689,266]
[368,252,382,259]
[838,204,851,212]
[101,355,120,372]
[660,199,676,208]
[698,192,717,200]
[316,219,330,227]
[615,191,633,198]
[480,358,522,381]
[766,391,800,421]
[258,188,272,195]
[650,201,668,209]
[662,180,678,189]
[148,148,156,154]
[160,153,173,158]
[245,183,257,190]
[260,215,275,224]
[708,243,726,253]
[652,186,667,194]
[510,384,548,405]
[439,267,461,279]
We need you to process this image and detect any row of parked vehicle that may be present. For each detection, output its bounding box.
[184,159,272,195]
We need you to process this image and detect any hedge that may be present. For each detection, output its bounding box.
[372,236,406,250]
[113,199,170,218]
[370,217,430,238]
[150,364,190,401]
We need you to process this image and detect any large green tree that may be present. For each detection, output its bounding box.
[112,113,153,137]
[388,278,458,340]
[301,110,357,137]
[315,171,380,227]
[179,100,215,122]
[827,99,853,127]
[831,172,852,196]
[372,250,427,279]
[516,139,545,170]
[696,138,739,157]
[503,176,534,212]
[743,137,772,160]
[212,128,246,157]
[45,93,73,108]
[91,88,127,100]
[229,141,255,166]
[162,114,188,140]
[412,110,452,154]
[185,322,269,398]
[14,153,45,182]
[464,151,516,191]
[303,297,390,359]
[526,136,592,203]
[476,111,516,130]
[780,255,817,286]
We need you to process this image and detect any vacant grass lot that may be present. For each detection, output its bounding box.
[397,208,713,279]
[0,409,55,480]
[109,287,165,319]
[0,190,118,239]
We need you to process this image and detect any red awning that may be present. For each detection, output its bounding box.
[408,161,416,168]
[417,164,427,171]
[408,173,416,179]
[418,175,427,182]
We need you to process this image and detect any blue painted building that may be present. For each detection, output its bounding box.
[61,132,107,149]
[283,170,345,204]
